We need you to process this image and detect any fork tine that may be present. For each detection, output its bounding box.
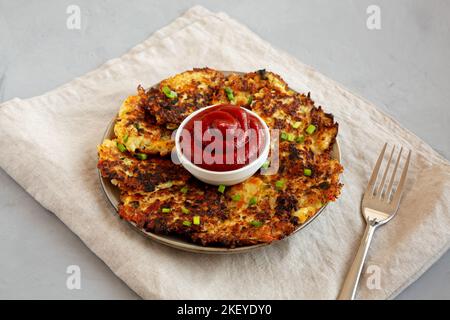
[366,143,387,195]
[376,145,395,198]
[385,147,403,199]
[390,150,411,204]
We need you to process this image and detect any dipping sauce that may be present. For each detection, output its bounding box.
[180,104,266,171]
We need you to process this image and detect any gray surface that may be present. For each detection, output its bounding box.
[0,0,449,299]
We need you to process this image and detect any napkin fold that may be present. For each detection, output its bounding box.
[1,6,449,299]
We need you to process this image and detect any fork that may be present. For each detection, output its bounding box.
[337,143,411,300]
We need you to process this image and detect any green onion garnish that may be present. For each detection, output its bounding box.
[116,142,126,153]
[295,135,305,143]
[123,134,129,143]
[275,179,285,190]
[224,87,235,102]
[182,221,192,227]
[193,216,200,225]
[292,121,301,129]
[218,184,226,193]
[280,132,288,141]
[250,220,263,227]
[180,186,189,194]
[304,168,312,176]
[161,181,173,188]
[247,95,253,105]
[287,133,295,142]
[248,197,257,206]
[162,208,171,213]
[162,86,177,99]
[181,207,190,214]
[261,160,270,169]
[136,153,147,160]
[232,194,241,202]
[306,124,316,135]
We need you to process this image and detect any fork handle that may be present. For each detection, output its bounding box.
[337,220,377,300]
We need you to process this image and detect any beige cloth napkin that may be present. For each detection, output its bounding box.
[1,6,449,300]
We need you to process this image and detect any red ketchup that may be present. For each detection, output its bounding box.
[180,104,265,171]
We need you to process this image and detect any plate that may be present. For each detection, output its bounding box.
[98,72,341,254]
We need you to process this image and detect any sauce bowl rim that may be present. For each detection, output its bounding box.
[174,103,271,176]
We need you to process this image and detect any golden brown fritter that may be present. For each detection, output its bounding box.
[212,69,294,106]
[143,67,225,126]
[98,68,343,248]
[119,177,296,247]
[114,87,174,156]
[119,182,228,244]
[250,90,338,155]
[97,139,189,193]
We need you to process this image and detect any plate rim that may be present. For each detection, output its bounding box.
[98,71,341,254]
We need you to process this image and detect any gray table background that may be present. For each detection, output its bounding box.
[0,0,449,299]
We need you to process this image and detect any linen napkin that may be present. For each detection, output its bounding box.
[0,6,449,300]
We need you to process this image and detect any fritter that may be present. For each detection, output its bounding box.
[119,177,296,247]
[114,87,174,156]
[143,67,224,126]
[250,89,338,155]
[212,69,294,106]
[97,139,189,193]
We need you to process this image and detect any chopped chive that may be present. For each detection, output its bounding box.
[133,123,140,130]
[248,197,257,206]
[261,160,270,170]
[160,180,173,188]
[162,86,177,99]
[181,207,190,214]
[123,134,129,143]
[275,179,285,190]
[180,186,189,194]
[287,133,295,142]
[162,86,170,95]
[162,208,171,213]
[224,87,235,102]
[306,124,316,135]
[193,216,201,225]
[247,95,253,105]
[232,194,241,202]
[250,220,263,227]
[280,132,288,141]
[116,142,126,153]
[295,135,305,143]
[292,121,301,129]
[182,220,192,227]
[304,168,312,176]
[136,153,147,160]
[218,184,226,193]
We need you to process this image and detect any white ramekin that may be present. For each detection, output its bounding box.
[175,104,271,186]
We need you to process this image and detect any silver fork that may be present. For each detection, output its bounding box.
[337,143,411,300]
